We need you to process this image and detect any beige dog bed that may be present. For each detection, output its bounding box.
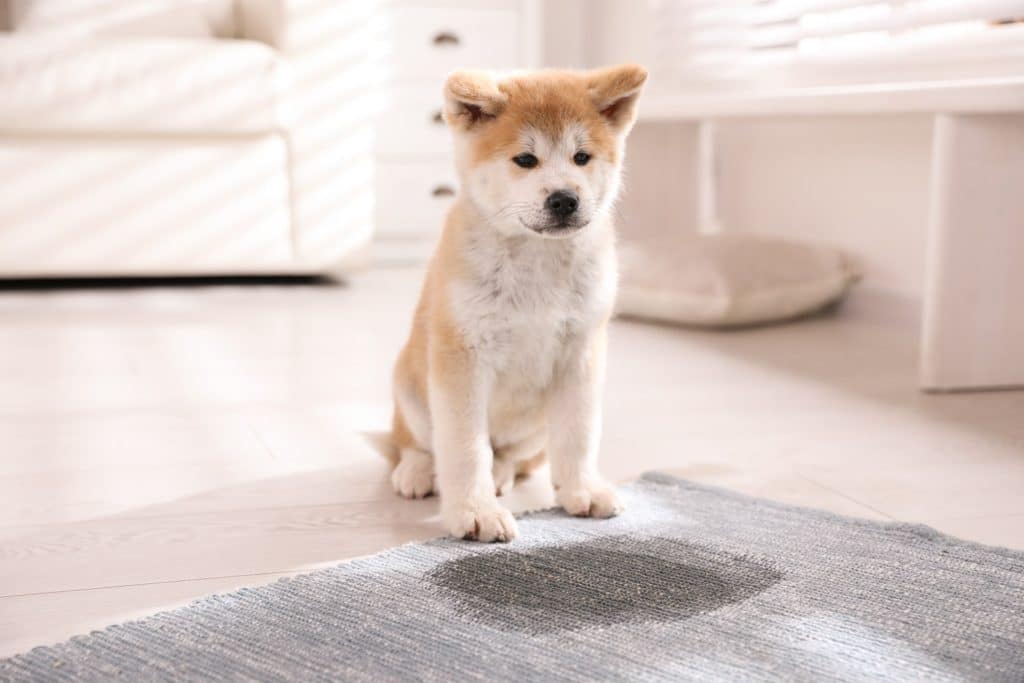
[617,233,861,328]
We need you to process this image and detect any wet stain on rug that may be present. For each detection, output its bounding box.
[428,535,783,633]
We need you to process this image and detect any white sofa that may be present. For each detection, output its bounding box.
[0,0,381,276]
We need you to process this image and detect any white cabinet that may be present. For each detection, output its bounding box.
[375,160,459,240]
[389,7,522,80]
[374,0,540,262]
[376,85,452,158]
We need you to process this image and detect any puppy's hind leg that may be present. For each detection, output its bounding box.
[391,447,435,499]
[391,354,435,499]
[492,429,547,496]
[492,455,516,497]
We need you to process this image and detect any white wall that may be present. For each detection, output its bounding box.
[540,0,588,69]
[714,116,934,298]
[544,2,937,299]
[617,122,700,245]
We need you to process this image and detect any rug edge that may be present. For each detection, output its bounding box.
[637,470,1024,561]
[5,470,1022,666]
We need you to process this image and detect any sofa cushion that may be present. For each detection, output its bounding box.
[0,136,294,274]
[0,35,285,134]
[9,1,236,39]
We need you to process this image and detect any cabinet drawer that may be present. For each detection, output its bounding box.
[389,8,520,81]
[375,161,459,238]
[377,86,452,158]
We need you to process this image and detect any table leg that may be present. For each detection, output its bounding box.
[921,114,1024,391]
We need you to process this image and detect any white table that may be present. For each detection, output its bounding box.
[639,77,1024,392]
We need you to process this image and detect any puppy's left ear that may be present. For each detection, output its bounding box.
[587,64,648,134]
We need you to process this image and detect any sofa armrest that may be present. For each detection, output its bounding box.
[1,0,12,32]
[237,0,385,54]
[236,0,385,268]
[235,0,285,49]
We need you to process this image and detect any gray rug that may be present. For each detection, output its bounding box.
[4,472,1024,682]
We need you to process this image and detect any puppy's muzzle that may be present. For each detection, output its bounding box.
[545,190,579,223]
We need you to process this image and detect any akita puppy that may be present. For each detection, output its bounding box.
[389,64,647,542]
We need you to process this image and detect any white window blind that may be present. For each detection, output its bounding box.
[652,0,1024,88]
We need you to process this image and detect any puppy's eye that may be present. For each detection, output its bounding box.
[512,153,539,169]
[573,151,591,166]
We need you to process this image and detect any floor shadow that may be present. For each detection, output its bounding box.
[0,274,344,292]
[614,288,1024,452]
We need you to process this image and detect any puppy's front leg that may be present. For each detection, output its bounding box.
[430,345,518,542]
[548,326,623,518]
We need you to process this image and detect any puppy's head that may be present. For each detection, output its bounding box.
[443,65,647,239]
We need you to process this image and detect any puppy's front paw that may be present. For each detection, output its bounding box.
[444,497,518,542]
[557,479,624,518]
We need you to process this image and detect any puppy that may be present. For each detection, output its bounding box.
[388,65,647,542]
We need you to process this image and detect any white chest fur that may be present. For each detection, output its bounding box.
[449,224,616,397]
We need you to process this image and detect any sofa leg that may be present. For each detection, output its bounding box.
[920,114,1024,392]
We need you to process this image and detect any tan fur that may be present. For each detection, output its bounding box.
[389,65,647,541]
[515,450,547,478]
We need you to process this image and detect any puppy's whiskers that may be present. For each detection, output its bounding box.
[491,203,532,218]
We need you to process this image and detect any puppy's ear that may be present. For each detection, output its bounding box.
[587,64,648,133]
[443,70,506,131]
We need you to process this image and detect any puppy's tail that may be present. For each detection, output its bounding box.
[361,430,399,466]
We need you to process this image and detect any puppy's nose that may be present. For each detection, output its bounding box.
[545,190,579,220]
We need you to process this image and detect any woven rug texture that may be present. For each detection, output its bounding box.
[3,472,1023,682]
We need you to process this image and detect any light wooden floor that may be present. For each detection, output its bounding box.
[1,267,1022,657]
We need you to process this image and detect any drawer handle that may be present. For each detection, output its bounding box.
[431,110,445,125]
[432,31,460,47]
[431,184,455,198]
